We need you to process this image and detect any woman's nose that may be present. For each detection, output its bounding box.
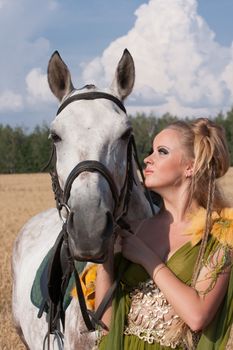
[144,154,153,165]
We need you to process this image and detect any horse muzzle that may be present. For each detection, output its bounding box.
[67,210,114,262]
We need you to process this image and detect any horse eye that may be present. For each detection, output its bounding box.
[121,128,132,141]
[49,132,61,143]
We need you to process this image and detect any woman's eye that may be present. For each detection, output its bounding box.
[158,147,169,155]
[49,132,61,143]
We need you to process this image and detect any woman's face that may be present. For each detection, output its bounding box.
[144,128,192,192]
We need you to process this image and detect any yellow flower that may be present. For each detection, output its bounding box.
[185,207,208,245]
[185,207,233,248]
[71,264,97,310]
[211,208,233,248]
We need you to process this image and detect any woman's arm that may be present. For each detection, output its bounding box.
[95,239,115,329]
[121,232,232,332]
[149,254,230,331]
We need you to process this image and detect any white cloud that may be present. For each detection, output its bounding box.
[0,0,54,114]
[26,68,54,105]
[82,0,233,117]
[82,57,105,86]
[0,90,23,111]
[221,45,233,100]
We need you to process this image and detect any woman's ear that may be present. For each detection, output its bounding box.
[185,162,194,178]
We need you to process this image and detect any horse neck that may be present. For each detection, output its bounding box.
[125,159,155,222]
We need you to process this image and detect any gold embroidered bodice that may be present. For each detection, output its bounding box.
[124,279,193,349]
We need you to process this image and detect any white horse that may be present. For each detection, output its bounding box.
[12,49,155,349]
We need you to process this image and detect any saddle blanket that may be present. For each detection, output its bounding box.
[30,248,89,313]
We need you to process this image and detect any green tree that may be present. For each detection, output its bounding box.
[216,108,233,165]
[129,113,157,164]
[0,124,51,173]
[27,125,51,172]
[0,125,28,173]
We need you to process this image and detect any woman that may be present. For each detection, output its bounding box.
[95,118,233,350]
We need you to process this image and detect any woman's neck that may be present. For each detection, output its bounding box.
[160,189,199,223]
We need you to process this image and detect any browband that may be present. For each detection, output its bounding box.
[56,91,126,115]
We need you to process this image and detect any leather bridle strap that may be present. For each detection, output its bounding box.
[63,161,120,214]
[56,91,126,116]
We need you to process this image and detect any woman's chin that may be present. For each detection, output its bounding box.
[145,177,156,186]
[145,182,157,191]
[145,182,162,195]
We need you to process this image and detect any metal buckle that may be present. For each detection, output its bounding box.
[58,203,71,223]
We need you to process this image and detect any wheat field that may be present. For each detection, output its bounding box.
[0,171,233,349]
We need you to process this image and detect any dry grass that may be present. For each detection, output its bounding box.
[0,174,54,350]
[0,171,233,349]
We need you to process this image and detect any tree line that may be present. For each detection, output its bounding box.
[0,124,51,173]
[0,108,233,174]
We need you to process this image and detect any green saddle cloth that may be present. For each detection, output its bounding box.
[30,248,87,312]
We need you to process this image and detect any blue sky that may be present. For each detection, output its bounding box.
[0,0,233,129]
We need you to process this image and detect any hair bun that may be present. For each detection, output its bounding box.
[198,119,211,137]
[191,118,229,179]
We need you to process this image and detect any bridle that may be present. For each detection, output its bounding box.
[50,90,154,229]
[51,138,135,228]
[42,91,155,349]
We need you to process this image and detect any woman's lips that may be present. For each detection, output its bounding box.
[144,169,154,175]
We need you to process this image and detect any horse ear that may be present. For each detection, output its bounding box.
[111,49,135,101]
[47,51,74,101]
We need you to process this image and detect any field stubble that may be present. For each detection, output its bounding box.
[0,170,233,349]
[0,174,54,349]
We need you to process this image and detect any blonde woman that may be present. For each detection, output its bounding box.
[96,118,233,350]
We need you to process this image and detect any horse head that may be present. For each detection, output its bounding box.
[47,49,150,262]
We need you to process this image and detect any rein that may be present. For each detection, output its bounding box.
[42,91,155,348]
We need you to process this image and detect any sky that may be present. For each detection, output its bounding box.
[0,0,233,130]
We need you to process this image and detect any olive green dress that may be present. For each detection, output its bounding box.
[98,209,233,350]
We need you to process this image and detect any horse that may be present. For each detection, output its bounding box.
[12,49,155,349]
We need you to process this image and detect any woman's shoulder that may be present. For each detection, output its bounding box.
[186,207,233,248]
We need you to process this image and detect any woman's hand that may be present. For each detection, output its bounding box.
[119,230,161,274]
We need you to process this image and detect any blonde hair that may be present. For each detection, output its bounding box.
[166,118,230,284]
[167,118,230,211]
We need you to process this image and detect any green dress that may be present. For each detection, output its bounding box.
[98,222,233,350]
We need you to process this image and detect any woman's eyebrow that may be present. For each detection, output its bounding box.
[153,143,171,150]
